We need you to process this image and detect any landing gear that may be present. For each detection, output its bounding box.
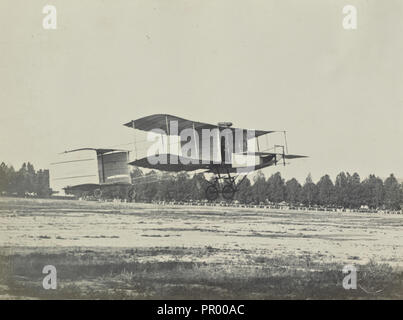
[222,184,236,200]
[204,167,247,201]
[205,185,219,201]
[127,187,135,202]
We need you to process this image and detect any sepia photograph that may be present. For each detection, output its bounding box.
[0,0,402,306]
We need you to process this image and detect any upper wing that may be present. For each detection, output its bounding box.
[124,114,216,132]
[123,114,274,138]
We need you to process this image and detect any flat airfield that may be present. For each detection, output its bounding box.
[1,197,402,299]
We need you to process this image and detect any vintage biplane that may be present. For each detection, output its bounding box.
[124,114,307,201]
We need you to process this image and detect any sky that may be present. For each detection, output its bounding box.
[0,0,402,183]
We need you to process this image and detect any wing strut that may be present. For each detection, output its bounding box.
[274,145,286,166]
[165,115,170,154]
[192,122,199,159]
[132,120,137,160]
[283,131,289,154]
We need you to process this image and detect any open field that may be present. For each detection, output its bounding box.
[0,197,403,299]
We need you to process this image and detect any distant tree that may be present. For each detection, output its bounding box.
[347,172,362,208]
[401,182,403,208]
[173,172,193,201]
[236,177,253,204]
[35,169,51,197]
[6,165,17,194]
[155,173,175,201]
[131,167,145,201]
[26,162,36,193]
[384,174,402,210]
[317,174,334,206]
[266,172,285,203]
[15,163,27,196]
[301,173,318,206]
[141,170,160,202]
[190,173,208,200]
[361,175,384,209]
[0,162,8,193]
[334,172,349,207]
[285,178,302,204]
[252,171,267,203]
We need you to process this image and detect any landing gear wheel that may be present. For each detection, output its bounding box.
[127,187,135,202]
[205,185,219,201]
[222,184,236,200]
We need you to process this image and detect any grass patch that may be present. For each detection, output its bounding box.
[1,248,402,299]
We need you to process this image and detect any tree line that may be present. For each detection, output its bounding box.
[1,161,402,210]
[0,162,51,197]
[131,168,403,210]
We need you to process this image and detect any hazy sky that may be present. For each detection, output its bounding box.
[0,0,402,183]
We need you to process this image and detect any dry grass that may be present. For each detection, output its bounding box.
[1,247,402,299]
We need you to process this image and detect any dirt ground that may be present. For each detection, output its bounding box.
[0,197,402,299]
